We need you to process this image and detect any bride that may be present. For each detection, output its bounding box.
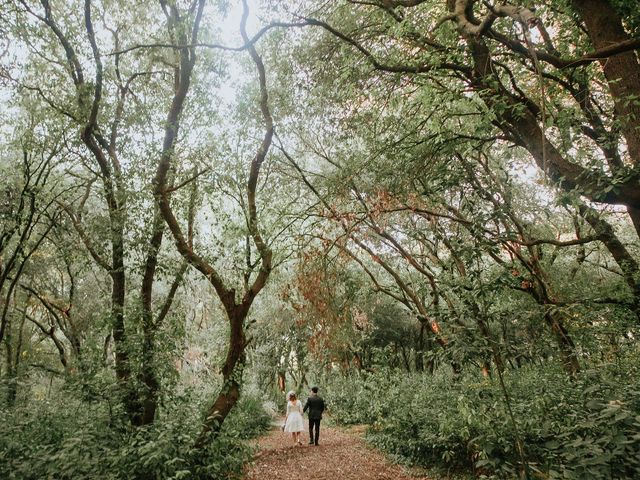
[283,391,304,446]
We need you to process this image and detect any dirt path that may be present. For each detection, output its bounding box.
[244,419,432,480]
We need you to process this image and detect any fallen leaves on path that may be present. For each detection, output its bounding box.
[244,420,431,480]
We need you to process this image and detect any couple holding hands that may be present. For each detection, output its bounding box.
[283,386,325,447]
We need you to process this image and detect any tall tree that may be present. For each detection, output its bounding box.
[1,0,206,425]
[288,0,640,313]
[0,136,62,403]
[153,0,274,446]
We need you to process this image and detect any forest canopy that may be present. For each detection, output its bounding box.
[0,1,639,479]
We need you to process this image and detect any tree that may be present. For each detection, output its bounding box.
[152,0,274,446]
[286,0,640,313]
[0,129,62,404]
[2,0,214,426]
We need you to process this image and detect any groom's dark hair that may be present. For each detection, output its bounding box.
[311,386,319,393]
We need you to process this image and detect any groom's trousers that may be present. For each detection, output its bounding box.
[309,418,321,445]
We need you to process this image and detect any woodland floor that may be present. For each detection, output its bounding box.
[243,418,432,480]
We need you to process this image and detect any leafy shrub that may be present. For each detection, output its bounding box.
[225,394,273,439]
[324,354,640,479]
[324,369,399,425]
[0,387,270,480]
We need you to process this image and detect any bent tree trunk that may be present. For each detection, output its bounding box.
[545,308,581,375]
[153,0,274,447]
[194,306,246,448]
[578,204,640,320]
[515,272,581,375]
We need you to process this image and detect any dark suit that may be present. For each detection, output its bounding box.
[303,394,325,445]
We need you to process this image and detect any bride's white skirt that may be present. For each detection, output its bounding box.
[284,412,304,432]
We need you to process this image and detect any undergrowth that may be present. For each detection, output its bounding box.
[0,387,271,480]
[325,353,640,479]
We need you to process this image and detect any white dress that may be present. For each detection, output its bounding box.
[284,400,304,432]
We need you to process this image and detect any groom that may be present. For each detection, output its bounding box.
[303,386,325,446]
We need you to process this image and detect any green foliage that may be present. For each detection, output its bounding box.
[325,353,640,479]
[225,393,273,440]
[324,369,397,426]
[0,388,270,480]
[2,2,640,480]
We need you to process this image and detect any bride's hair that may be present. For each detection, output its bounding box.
[289,392,297,401]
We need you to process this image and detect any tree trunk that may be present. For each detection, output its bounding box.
[628,207,640,241]
[110,264,135,419]
[399,344,411,373]
[194,307,246,449]
[352,351,363,370]
[571,0,640,168]
[152,0,271,448]
[134,210,167,426]
[521,281,581,375]
[545,309,581,375]
[579,203,640,318]
[4,335,17,406]
[415,322,425,372]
